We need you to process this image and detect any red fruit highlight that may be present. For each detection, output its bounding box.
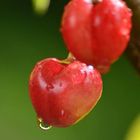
[61,0,132,73]
[29,58,102,128]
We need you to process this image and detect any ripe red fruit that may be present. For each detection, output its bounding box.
[29,58,102,128]
[61,0,132,74]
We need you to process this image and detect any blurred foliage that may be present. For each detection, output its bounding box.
[32,0,50,15]
[126,115,140,140]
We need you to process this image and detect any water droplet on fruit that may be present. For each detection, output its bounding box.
[93,15,101,27]
[116,0,124,8]
[69,15,76,28]
[61,109,65,116]
[38,118,52,131]
[38,72,47,90]
[84,0,93,3]
[120,28,128,36]
[87,65,94,71]
[50,81,65,93]
[46,84,54,90]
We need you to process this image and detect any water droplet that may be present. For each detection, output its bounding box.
[69,15,76,28]
[38,118,52,131]
[84,0,93,3]
[93,15,101,27]
[46,84,54,90]
[120,28,128,36]
[38,72,47,90]
[61,109,65,116]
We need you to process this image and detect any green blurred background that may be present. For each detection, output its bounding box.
[0,0,139,140]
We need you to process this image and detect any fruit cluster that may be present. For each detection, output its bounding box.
[29,0,132,130]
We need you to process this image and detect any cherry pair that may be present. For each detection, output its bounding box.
[29,0,132,129]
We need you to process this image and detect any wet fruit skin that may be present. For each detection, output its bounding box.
[29,58,102,127]
[61,0,132,74]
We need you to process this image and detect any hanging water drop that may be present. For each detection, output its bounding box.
[38,118,52,131]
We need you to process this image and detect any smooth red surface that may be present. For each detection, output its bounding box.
[61,0,132,73]
[29,58,102,127]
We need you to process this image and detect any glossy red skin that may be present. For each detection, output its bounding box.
[29,58,102,127]
[61,0,132,73]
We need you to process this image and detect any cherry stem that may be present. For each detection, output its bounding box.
[67,53,76,62]
[92,0,102,4]
[60,53,76,64]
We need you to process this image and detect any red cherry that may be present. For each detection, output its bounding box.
[61,0,132,74]
[29,58,102,128]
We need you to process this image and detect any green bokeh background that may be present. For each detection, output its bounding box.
[0,0,139,140]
